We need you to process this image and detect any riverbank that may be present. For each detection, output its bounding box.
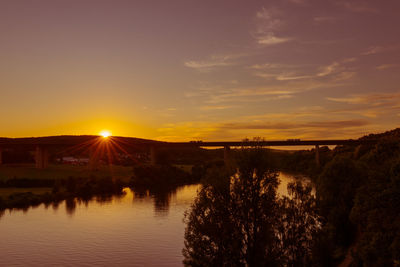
[0,164,133,182]
[0,163,204,212]
[0,176,125,211]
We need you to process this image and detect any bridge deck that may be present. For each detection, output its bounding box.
[0,136,377,148]
[164,139,376,147]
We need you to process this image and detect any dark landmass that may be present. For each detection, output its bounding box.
[182,128,400,266]
[257,128,400,265]
[0,176,124,212]
[1,129,399,266]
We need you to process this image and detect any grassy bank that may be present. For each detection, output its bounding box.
[0,164,133,183]
[0,187,52,198]
[0,176,125,211]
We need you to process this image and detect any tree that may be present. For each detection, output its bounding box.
[279,181,320,266]
[183,145,320,266]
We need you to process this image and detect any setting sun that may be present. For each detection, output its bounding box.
[100,130,111,138]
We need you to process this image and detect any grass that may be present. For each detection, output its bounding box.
[173,164,193,173]
[0,187,52,198]
[0,164,133,183]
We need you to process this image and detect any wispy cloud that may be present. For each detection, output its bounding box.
[184,55,237,71]
[362,46,386,55]
[204,87,295,104]
[200,105,233,111]
[376,64,399,70]
[194,79,340,105]
[275,73,313,81]
[317,62,340,77]
[219,119,369,130]
[156,116,373,141]
[253,7,292,46]
[249,63,291,70]
[326,92,400,105]
[324,92,400,121]
[252,58,355,83]
[257,35,292,45]
[337,1,379,13]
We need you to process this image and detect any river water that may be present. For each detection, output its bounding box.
[0,172,308,266]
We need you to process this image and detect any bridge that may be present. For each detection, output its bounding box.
[0,136,377,169]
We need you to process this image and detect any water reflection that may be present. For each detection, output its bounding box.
[183,169,319,266]
[132,188,177,216]
[5,187,187,217]
[0,184,201,266]
[0,173,309,219]
[65,198,76,215]
[0,173,309,266]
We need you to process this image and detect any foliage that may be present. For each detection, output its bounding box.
[316,156,367,249]
[131,164,198,189]
[269,146,333,178]
[349,158,400,266]
[279,182,320,266]
[155,147,222,165]
[183,147,320,266]
[0,176,125,211]
[313,128,400,265]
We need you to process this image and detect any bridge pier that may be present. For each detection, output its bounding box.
[224,146,231,165]
[150,146,157,165]
[315,145,320,167]
[0,147,3,165]
[89,147,99,170]
[35,146,49,169]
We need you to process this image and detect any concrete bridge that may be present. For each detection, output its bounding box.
[155,139,377,166]
[0,136,377,169]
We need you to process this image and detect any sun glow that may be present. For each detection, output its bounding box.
[100,130,111,138]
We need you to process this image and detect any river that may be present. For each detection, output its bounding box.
[0,172,309,266]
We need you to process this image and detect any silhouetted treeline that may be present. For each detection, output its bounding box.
[269,146,333,176]
[314,129,400,265]
[184,128,400,266]
[154,147,223,165]
[131,165,200,189]
[0,149,34,163]
[183,146,320,266]
[266,129,400,265]
[0,176,125,212]
[0,178,55,188]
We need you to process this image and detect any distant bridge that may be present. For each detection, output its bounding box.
[0,136,377,169]
[164,139,374,147]
[153,139,377,166]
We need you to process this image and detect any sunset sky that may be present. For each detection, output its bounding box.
[1,0,399,141]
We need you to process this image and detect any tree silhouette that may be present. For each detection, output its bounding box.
[183,146,320,266]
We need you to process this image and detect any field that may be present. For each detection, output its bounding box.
[0,187,52,198]
[0,164,133,183]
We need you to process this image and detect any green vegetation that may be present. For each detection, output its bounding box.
[269,146,333,176]
[0,162,204,213]
[310,130,400,265]
[183,146,320,266]
[267,129,400,265]
[131,164,200,189]
[0,187,51,198]
[184,129,400,266]
[0,176,125,211]
[2,129,399,266]
[154,147,223,165]
[0,164,132,183]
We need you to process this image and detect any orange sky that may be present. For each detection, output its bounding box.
[1,0,399,141]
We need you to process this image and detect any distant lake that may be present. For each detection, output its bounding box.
[0,172,309,266]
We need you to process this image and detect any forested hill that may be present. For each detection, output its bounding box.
[360,127,400,140]
[277,128,400,266]
[271,128,400,175]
